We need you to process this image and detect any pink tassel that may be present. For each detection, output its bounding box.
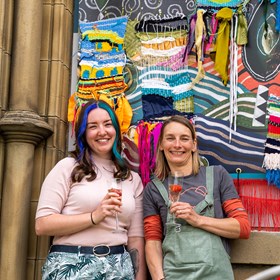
[150,123,163,171]
[205,14,218,52]
[137,122,151,187]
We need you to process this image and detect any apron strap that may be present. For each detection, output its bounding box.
[194,166,214,214]
[152,177,171,207]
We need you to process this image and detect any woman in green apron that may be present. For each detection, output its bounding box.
[143,115,250,280]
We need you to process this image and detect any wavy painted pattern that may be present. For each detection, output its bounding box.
[195,115,266,173]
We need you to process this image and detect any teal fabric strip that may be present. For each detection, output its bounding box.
[230,173,266,179]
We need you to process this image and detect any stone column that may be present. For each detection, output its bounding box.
[9,0,42,111]
[0,0,52,279]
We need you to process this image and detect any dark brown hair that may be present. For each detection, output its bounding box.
[70,100,130,183]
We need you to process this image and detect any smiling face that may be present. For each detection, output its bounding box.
[159,121,197,171]
[85,108,116,159]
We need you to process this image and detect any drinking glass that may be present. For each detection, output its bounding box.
[108,178,124,233]
[168,171,183,232]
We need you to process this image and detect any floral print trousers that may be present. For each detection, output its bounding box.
[42,251,134,280]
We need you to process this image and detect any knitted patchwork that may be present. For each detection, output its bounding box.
[68,16,131,134]
[80,16,128,44]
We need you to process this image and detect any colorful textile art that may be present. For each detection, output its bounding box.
[122,16,198,183]
[263,95,280,188]
[68,16,132,134]
[77,0,280,231]
[129,16,194,123]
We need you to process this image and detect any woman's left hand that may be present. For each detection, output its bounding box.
[170,202,201,227]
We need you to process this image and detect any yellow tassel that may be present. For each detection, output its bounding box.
[68,92,77,122]
[236,6,248,45]
[116,96,133,134]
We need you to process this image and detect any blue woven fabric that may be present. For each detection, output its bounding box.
[197,0,243,7]
[79,16,128,37]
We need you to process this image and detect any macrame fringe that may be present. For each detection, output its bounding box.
[263,153,280,169]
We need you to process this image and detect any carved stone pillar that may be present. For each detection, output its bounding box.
[0,112,52,279]
[0,0,52,279]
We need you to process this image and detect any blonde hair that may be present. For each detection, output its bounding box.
[154,115,200,180]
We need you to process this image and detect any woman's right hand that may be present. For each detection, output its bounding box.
[91,192,122,224]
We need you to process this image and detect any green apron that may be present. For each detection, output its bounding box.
[152,166,234,280]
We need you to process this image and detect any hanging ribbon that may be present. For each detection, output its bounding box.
[236,5,248,45]
[205,14,219,52]
[214,7,233,86]
[182,14,197,62]
[229,14,239,141]
[137,122,152,187]
[192,9,206,85]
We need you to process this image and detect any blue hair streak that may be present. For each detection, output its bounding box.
[97,101,125,167]
[77,103,98,159]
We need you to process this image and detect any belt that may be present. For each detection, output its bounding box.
[50,244,126,257]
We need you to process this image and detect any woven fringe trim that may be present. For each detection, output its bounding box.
[262,153,280,169]
[234,179,280,230]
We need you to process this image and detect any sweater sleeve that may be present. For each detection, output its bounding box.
[35,157,75,219]
[144,215,162,241]
[222,198,251,239]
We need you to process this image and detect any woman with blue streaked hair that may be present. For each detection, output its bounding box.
[35,100,146,280]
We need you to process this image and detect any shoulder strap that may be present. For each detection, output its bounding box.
[194,166,214,214]
[152,177,170,207]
